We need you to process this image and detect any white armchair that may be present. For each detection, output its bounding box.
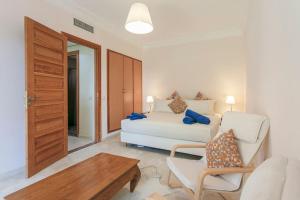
[167,112,270,200]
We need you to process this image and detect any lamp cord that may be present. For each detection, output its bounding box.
[140,165,162,182]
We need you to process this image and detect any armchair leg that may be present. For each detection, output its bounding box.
[194,187,205,200]
[217,193,226,200]
[196,191,205,200]
[167,170,172,186]
[167,170,181,188]
[200,192,205,200]
[196,191,226,200]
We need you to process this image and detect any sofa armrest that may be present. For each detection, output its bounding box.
[170,144,206,157]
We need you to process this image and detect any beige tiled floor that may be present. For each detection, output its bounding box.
[68,135,94,151]
[0,135,239,200]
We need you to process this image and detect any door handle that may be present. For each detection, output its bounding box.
[27,95,36,106]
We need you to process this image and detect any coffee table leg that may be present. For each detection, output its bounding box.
[130,166,141,192]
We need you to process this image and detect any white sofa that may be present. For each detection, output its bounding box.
[241,156,300,200]
[121,99,220,156]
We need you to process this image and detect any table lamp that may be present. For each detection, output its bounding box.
[146,96,154,113]
[226,96,235,111]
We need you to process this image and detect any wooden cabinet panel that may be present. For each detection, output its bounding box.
[133,60,142,113]
[107,50,142,133]
[123,56,134,118]
[108,51,124,131]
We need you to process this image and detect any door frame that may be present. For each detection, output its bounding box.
[62,32,102,144]
[67,50,80,137]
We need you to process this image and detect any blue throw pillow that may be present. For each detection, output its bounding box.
[127,112,147,120]
[130,116,144,120]
[131,112,146,118]
[185,109,210,125]
[183,116,196,124]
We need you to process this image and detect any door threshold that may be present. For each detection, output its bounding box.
[68,142,96,154]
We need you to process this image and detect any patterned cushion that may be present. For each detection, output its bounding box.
[194,92,204,100]
[206,129,243,168]
[194,91,209,100]
[166,91,180,100]
[168,97,187,114]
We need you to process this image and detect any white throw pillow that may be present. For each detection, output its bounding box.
[153,99,172,113]
[185,100,215,115]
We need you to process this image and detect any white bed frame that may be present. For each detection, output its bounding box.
[121,131,205,156]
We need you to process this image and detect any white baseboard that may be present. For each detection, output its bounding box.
[0,166,26,180]
[103,130,120,140]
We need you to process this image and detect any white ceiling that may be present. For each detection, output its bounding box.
[51,0,249,47]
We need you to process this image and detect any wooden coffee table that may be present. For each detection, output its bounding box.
[5,153,141,200]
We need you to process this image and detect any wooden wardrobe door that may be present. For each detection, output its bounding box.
[133,60,142,113]
[25,17,68,177]
[123,57,134,117]
[108,51,124,132]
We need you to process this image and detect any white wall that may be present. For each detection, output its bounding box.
[246,0,300,159]
[68,45,95,140]
[0,0,141,175]
[143,36,246,113]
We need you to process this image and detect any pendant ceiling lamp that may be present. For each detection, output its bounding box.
[125,2,153,34]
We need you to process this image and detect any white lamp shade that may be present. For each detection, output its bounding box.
[125,3,153,34]
[146,96,154,103]
[226,96,236,105]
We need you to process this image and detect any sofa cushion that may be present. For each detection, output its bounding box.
[153,99,173,113]
[168,98,187,114]
[166,91,180,100]
[185,100,215,115]
[194,92,209,100]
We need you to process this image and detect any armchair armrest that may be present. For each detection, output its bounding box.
[194,166,255,197]
[170,144,206,157]
[201,166,255,176]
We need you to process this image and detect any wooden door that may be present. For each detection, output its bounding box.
[25,17,68,177]
[108,51,124,132]
[123,56,134,117]
[133,60,142,113]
